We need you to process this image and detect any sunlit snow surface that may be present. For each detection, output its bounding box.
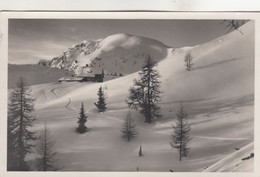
[27,21,254,171]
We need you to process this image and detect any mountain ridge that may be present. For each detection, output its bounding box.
[49,33,171,75]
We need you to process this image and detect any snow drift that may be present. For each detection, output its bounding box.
[203,142,254,172]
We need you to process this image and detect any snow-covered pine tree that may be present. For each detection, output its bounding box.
[8,77,36,171]
[170,104,191,161]
[36,122,57,171]
[126,55,162,123]
[94,86,107,112]
[76,102,88,133]
[184,51,193,71]
[121,112,138,142]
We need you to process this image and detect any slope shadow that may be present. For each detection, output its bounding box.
[193,57,243,71]
[192,94,254,118]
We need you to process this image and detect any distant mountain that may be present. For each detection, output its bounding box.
[49,33,170,75]
[8,64,74,88]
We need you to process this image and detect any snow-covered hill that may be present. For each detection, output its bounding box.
[27,21,254,171]
[49,33,170,75]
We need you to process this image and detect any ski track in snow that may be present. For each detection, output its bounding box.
[64,98,74,111]
[50,88,60,98]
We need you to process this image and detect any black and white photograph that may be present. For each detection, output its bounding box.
[3,13,256,173]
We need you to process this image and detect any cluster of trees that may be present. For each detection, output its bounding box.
[8,78,58,171]
[76,86,107,134]
[124,55,192,161]
[7,77,109,171]
[73,54,192,161]
[8,53,194,171]
[75,45,196,159]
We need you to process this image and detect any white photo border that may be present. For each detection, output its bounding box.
[0,12,259,177]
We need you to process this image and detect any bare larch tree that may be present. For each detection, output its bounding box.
[8,77,36,171]
[170,104,191,161]
[36,122,58,171]
[184,51,193,71]
[121,112,138,141]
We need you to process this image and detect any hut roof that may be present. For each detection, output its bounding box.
[59,77,83,81]
[75,66,103,77]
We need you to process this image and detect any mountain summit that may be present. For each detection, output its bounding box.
[49,33,170,75]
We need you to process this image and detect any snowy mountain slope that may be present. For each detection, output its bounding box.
[38,21,254,109]
[49,33,169,75]
[203,142,254,172]
[158,20,254,101]
[27,21,254,171]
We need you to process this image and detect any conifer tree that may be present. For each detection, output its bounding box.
[36,122,57,171]
[126,56,162,123]
[7,77,36,170]
[94,86,107,112]
[7,113,18,170]
[121,112,138,141]
[170,104,191,161]
[76,102,88,133]
[184,51,193,71]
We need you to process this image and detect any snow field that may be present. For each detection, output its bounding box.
[28,21,254,171]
